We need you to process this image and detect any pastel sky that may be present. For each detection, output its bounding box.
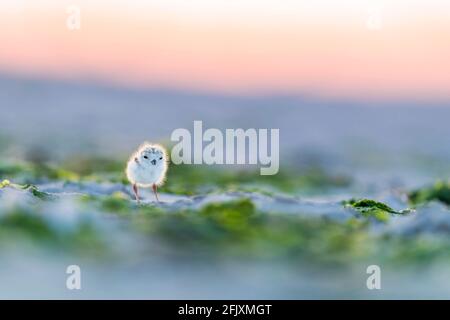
[0,0,449,100]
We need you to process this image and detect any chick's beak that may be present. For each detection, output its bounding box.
[151,159,157,165]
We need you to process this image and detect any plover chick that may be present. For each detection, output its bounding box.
[126,143,168,203]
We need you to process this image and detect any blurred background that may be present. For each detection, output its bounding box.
[1,0,449,167]
[1,0,450,299]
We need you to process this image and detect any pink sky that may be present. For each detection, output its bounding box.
[0,0,449,100]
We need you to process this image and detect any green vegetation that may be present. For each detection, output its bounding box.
[63,196,375,264]
[408,181,450,206]
[343,198,412,222]
[2,154,450,267]
[0,179,10,188]
[165,164,351,195]
[1,180,53,200]
[1,155,352,195]
[0,206,107,257]
[0,161,79,183]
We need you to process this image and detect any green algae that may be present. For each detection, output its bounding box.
[1,155,352,196]
[408,181,450,206]
[83,197,374,265]
[0,180,53,200]
[3,155,450,267]
[343,198,412,222]
[164,164,351,196]
[0,179,10,188]
[2,182,450,266]
[0,207,108,257]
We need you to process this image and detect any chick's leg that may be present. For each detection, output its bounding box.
[132,184,140,203]
[152,184,159,203]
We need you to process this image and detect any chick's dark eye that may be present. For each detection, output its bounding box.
[143,156,148,159]
[159,157,163,160]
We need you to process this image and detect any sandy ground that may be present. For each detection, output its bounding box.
[1,181,450,299]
